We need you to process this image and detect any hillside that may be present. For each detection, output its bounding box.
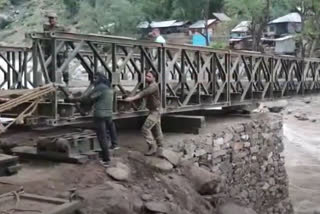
[0,0,69,46]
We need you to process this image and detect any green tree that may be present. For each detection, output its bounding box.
[307,1,320,57]
[63,0,81,17]
[171,0,224,21]
[282,0,320,57]
[136,0,174,20]
[77,0,142,35]
[225,0,272,51]
[135,0,224,22]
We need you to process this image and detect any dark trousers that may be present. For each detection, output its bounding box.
[94,117,118,162]
[108,120,118,146]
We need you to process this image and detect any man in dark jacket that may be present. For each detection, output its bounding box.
[69,72,116,166]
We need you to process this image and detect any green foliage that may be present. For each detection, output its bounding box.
[210,41,228,49]
[0,0,9,9]
[225,0,271,22]
[225,0,272,50]
[60,0,226,36]
[77,0,142,35]
[137,0,174,20]
[277,0,320,56]
[270,0,290,17]
[171,0,224,21]
[9,0,24,5]
[63,0,81,16]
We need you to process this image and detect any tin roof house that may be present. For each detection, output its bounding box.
[266,12,302,38]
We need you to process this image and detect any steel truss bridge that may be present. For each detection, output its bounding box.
[0,32,320,127]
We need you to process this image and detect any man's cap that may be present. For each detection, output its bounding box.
[46,12,57,18]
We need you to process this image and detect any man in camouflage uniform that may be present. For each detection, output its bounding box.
[43,12,66,32]
[124,70,163,156]
[43,12,69,85]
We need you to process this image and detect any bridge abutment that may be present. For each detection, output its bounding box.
[165,113,293,213]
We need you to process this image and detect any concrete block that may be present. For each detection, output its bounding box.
[214,138,224,146]
[162,114,206,134]
[232,142,244,151]
[232,124,245,133]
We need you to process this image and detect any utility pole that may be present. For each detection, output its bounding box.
[204,0,210,46]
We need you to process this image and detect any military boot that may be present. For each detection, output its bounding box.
[145,143,157,156]
[156,141,163,156]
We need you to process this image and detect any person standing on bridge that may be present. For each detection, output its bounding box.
[43,12,67,32]
[68,72,116,166]
[124,70,164,156]
[151,28,166,44]
[43,12,69,85]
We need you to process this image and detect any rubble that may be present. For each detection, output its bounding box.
[294,113,309,121]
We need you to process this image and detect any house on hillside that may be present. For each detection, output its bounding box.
[262,12,301,55]
[137,20,191,43]
[212,13,232,44]
[230,21,251,39]
[188,13,231,44]
[262,35,297,55]
[188,19,217,35]
[137,20,190,34]
[266,12,302,38]
[229,21,252,49]
[212,13,231,22]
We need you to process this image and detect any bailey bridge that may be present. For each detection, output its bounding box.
[0,32,319,128]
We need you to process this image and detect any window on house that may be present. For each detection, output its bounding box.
[269,26,275,32]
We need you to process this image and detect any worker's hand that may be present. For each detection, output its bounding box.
[65,95,77,103]
[0,98,9,102]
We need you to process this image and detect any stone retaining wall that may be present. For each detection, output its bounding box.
[170,113,293,214]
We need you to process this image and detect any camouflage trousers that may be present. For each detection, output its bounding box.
[142,111,163,147]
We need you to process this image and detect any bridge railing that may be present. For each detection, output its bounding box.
[1,32,320,125]
[0,46,32,89]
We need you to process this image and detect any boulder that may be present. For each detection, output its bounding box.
[103,199,133,214]
[263,100,288,113]
[145,201,169,213]
[141,193,153,201]
[184,165,219,193]
[159,149,181,166]
[294,113,309,121]
[183,143,196,159]
[218,202,257,214]
[146,157,173,171]
[194,148,207,157]
[133,198,143,213]
[106,163,130,181]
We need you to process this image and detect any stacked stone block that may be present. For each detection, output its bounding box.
[172,114,293,214]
